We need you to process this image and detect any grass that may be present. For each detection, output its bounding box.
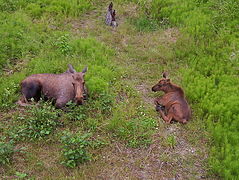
[0,0,219,179]
[138,0,239,178]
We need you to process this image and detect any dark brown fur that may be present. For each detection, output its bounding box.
[18,64,87,109]
[152,72,191,124]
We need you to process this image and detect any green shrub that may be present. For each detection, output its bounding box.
[64,101,87,121]
[60,131,91,168]
[0,0,28,12]
[10,101,60,141]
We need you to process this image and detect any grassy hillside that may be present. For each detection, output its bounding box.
[134,0,239,178]
[0,0,237,179]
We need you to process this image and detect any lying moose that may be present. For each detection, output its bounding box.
[17,64,88,109]
[152,72,191,124]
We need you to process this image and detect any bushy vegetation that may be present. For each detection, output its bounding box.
[137,0,239,178]
[0,0,92,72]
[9,101,60,141]
[60,131,91,168]
[0,12,40,71]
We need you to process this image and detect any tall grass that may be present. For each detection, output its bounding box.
[0,1,158,174]
[0,0,92,72]
[139,0,239,178]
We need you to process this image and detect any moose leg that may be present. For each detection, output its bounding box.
[154,97,164,105]
[22,81,41,101]
[17,95,30,106]
[55,98,69,109]
[154,97,166,112]
[169,105,188,124]
[158,109,173,124]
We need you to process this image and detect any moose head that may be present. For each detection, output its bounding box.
[152,72,171,92]
[67,64,88,105]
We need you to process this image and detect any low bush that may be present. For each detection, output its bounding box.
[60,131,91,168]
[9,101,60,141]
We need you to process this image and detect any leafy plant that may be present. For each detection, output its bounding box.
[15,172,28,179]
[131,16,159,32]
[10,101,60,141]
[60,131,91,168]
[165,135,176,149]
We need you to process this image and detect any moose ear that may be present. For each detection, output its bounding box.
[162,72,168,79]
[68,64,76,73]
[82,67,88,74]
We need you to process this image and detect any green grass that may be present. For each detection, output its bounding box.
[0,0,232,179]
[137,0,239,178]
[0,1,160,178]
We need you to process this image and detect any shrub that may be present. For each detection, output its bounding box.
[131,16,159,32]
[60,131,91,168]
[10,101,60,141]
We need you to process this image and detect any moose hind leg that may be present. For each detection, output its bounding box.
[55,98,68,109]
[22,81,41,102]
[158,109,173,124]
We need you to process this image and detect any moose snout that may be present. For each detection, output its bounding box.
[75,97,84,105]
[152,86,157,92]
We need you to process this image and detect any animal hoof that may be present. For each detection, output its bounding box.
[182,120,187,124]
[165,121,171,124]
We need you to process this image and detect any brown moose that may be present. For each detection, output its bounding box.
[152,72,191,124]
[17,64,88,109]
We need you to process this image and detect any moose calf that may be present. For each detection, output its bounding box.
[152,72,191,124]
[18,64,88,109]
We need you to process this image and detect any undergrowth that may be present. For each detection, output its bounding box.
[136,0,239,178]
[0,1,157,176]
[60,131,92,168]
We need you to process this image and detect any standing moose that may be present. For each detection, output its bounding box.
[18,64,88,109]
[152,72,191,124]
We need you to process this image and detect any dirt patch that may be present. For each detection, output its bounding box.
[135,83,154,105]
[163,28,180,43]
[95,133,210,180]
